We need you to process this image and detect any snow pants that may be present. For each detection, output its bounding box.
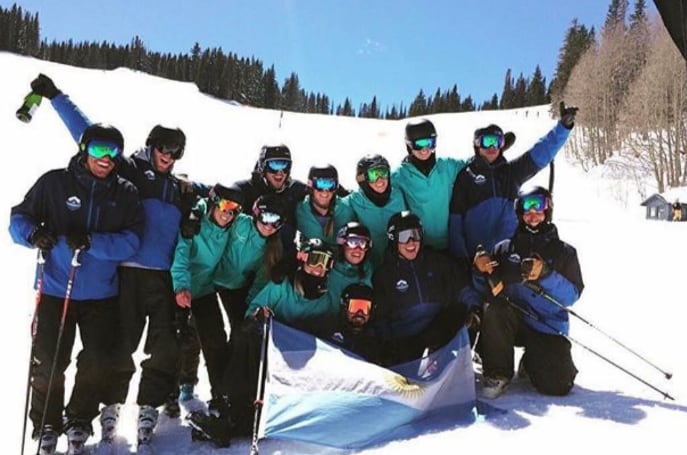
[481,299,577,396]
[30,294,117,434]
[102,267,178,408]
[173,307,201,387]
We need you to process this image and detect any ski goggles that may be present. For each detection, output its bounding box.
[341,235,370,250]
[519,194,548,212]
[255,210,284,229]
[475,133,504,149]
[303,250,335,271]
[409,137,436,151]
[366,166,390,183]
[265,159,291,173]
[86,140,121,159]
[397,228,422,244]
[155,143,184,160]
[312,177,337,192]
[345,298,372,317]
[214,197,242,214]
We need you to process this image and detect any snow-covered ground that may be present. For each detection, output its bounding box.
[2,52,686,454]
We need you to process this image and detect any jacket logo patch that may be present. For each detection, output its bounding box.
[474,174,486,185]
[66,196,81,211]
[508,253,521,263]
[395,279,409,292]
[144,170,156,181]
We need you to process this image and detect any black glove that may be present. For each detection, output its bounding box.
[559,100,578,129]
[180,209,202,239]
[29,226,57,251]
[30,74,61,99]
[66,233,91,252]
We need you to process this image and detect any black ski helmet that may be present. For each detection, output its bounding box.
[300,237,335,257]
[340,282,374,319]
[79,123,125,156]
[208,183,244,210]
[405,119,437,142]
[473,123,516,154]
[308,164,338,182]
[515,186,553,223]
[386,210,423,244]
[336,221,372,248]
[257,145,292,174]
[252,193,287,221]
[356,154,390,184]
[146,125,186,159]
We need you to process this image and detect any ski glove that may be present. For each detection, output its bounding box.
[180,209,202,239]
[473,245,497,274]
[30,73,61,99]
[559,101,579,129]
[66,233,91,252]
[520,254,549,281]
[30,226,57,251]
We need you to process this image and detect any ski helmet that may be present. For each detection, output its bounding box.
[336,221,372,249]
[298,237,335,271]
[79,123,124,157]
[473,124,516,154]
[308,164,339,191]
[340,283,374,324]
[356,154,390,184]
[405,119,437,142]
[208,183,244,212]
[386,210,423,244]
[252,194,287,228]
[146,125,186,159]
[257,145,292,174]
[515,186,553,223]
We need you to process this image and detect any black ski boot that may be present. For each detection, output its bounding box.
[186,396,233,447]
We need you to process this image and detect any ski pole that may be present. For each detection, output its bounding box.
[35,249,82,454]
[250,313,272,455]
[524,282,673,380]
[499,295,674,401]
[21,250,46,455]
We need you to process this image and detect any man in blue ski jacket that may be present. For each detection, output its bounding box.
[9,123,143,454]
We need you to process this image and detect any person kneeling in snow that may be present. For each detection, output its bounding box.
[473,186,584,399]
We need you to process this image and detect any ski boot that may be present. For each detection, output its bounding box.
[64,418,92,455]
[35,424,59,455]
[186,396,233,447]
[136,405,159,454]
[163,392,181,418]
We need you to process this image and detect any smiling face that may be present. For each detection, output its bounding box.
[478,146,502,164]
[211,205,236,227]
[152,147,176,174]
[311,188,335,212]
[343,243,366,265]
[522,210,546,229]
[397,238,420,260]
[85,154,116,179]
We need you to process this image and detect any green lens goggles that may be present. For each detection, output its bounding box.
[86,140,121,159]
[366,166,390,183]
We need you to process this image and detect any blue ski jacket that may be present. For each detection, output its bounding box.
[50,94,189,270]
[10,154,144,300]
[448,122,570,262]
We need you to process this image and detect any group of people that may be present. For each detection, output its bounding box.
[11,73,584,454]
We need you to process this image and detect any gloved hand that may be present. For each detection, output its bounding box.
[30,226,57,251]
[473,245,497,274]
[180,209,202,239]
[520,254,549,281]
[30,74,61,99]
[66,233,91,252]
[559,100,579,129]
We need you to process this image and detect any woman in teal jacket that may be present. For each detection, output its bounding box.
[327,222,373,309]
[296,164,354,248]
[345,154,407,269]
[393,119,467,251]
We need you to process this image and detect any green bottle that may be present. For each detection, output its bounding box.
[16,92,42,123]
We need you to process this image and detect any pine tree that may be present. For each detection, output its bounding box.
[499,69,514,109]
[526,65,548,105]
[549,19,596,102]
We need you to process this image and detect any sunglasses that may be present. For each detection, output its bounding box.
[155,143,184,160]
[304,250,335,271]
[346,298,372,317]
[86,140,121,159]
[519,194,548,212]
[397,228,422,244]
[265,159,291,173]
[476,133,504,149]
[312,177,337,192]
[366,166,390,183]
[256,210,283,229]
[215,197,242,214]
[342,235,370,250]
[409,137,436,151]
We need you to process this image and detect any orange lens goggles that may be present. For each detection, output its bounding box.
[216,198,241,213]
[347,298,372,316]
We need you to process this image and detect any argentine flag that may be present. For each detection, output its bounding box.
[259,321,477,449]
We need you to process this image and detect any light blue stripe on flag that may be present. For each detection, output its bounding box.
[260,321,477,449]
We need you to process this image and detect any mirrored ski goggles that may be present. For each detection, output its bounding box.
[475,133,504,149]
[303,250,335,271]
[255,210,283,229]
[366,166,390,183]
[409,137,436,150]
[397,228,422,244]
[214,197,242,214]
[312,177,337,192]
[346,298,372,317]
[519,194,548,212]
[86,140,121,159]
[265,159,291,173]
[341,235,370,250]
[155,143,184,160]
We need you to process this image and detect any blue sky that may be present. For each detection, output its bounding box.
[11,0,657,110]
